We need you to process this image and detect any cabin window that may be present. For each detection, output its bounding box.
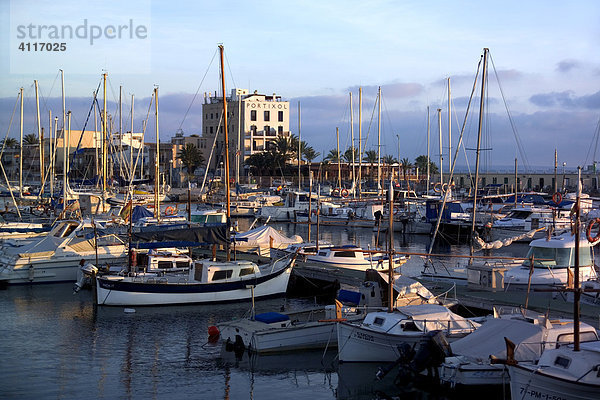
[194,264,203,281]
[157,261,172,269]
[553,356,571,369]
[373,317,385,326]
[334,251,357,258]
[318,252,327,256]
[212,270,233,281]
[60,224,78,238]
[175,262,190,269]
[239,267,255,277]
[557,331,598,344]
[250,110,257,121]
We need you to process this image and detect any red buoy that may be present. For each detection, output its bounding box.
[208,325,220,340]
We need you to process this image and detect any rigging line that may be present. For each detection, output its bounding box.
[429,53,483,256]
[0,93,20,159]
[42,71,60,112]
[68,80,102,176]
[223,48,237,91]
[489,53,531,172]
[362,92,378,159]
[178,49,218,131]
[582,115,600,167]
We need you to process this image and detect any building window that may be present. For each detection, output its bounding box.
[250,125,257,135]
[278,126,283,135]
[251,110,257,121]
[209,126,213,134]
[264,125,270,135]
[211,113,213,119]
[504,177,509,184]
[278,111,284,122]
[492,177,497,184]
[264,111,270,121]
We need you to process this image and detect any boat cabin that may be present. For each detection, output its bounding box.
[192,260,259,282]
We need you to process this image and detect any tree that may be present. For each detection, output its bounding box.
[245,152,277,176]
[382,154,397,165]
[177,143,204,183]
[23,133,39,145]
[324,149,341,163]
[362,150,378,164]
[1,138,18,148]
[272,136,295,164]
[401,157,413,191]
[415,154,438,175]
[303,146,320,164]
[342,147,359,164]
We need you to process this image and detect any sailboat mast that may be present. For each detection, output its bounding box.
[470,48,489,254]
[426,106,430,194]
[358,87,362,199]
[52,116,57,198]
[350,92,355,196]
[34,80,44,194]
[102,73,107,193]
[337,127,341,190]
[236,91,241,188]
[298,101,301,191]
[48,110,52,197]
[119,85,123,181]
[130,94,134,182]
[437,108,443,187]
[377,86,381,194]
[574,167,581,351]
[64,111,70,202]
[218,45,231,220]
[19,87,23,197]
[448,78,452,168]
[154,86,160,220]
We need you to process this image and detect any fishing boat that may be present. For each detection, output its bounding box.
[336,304,480,362]
[438,308,598,389]
[504,231,599,290]
[95,252,296,306]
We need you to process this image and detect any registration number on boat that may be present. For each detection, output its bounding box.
[353,331,374,342]
[519,387,566,400]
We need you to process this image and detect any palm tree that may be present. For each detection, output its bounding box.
[272,136,295,164]
[415,154,438,175]
[343,147,359,164]
[362,150,378,164]
[324,149,341,163]
[303,146,319,164]
[177,143,204,183]
[401,157,413,191]
[23,133,39,145]
[1,138,18,148]
[245,152,277,176]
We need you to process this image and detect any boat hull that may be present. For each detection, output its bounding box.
[509,364,599,400]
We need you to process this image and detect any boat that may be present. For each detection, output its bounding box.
[438,308,599,389]
[218,270,435,354]
[0,219,127,284]
[302,245,408,271]
[336,304,480,362]
[508,340,600,400]
[95,252,297,306]
[490,204,572,242]
[257,191,319,222]
[232,224,302,257]
[504,231,599,290]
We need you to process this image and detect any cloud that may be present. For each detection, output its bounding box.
[556,59,581,73]
[529,90,600,109]
[346,82,424,100]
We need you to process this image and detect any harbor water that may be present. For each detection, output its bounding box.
[0,221,538,399]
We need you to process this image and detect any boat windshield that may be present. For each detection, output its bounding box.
[523,246,593,268]
[507,210,532,220]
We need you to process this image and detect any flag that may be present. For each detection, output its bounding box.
[119,200,133,222]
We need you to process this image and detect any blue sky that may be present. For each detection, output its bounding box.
[1,0,600,172]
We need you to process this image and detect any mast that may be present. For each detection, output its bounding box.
[219,44,231,261]
[153,86,160,220]
[119,85,123,181]
[358,87,362,199]
[130,94,134,182]
[437,108,443,187]
[93,92,99,183]
[377,86,382,194]
[298,101,301,191]
[236,91,241,188]
[60,70,66,135]
[19,87,23,197]
[426,106,430,194]
[350,92,355,196]
[514,158,518,208]
[470,48,489,256]
[574,167,581,351]
[48,110,52,197]
[448,78,452,169]
[387,176,394,313]
[554,149,558,193]
[102,73,107,194]
[52,116,57,198]
[64,111,70,202]
[34,80,44,194]
[337,127,341,190]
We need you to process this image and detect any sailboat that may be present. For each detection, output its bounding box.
[507,169,600,400]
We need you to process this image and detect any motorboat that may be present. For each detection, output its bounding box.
[257,191,318,222]
[439,308,599,389]
[504,231,599,290]
[508,340,600,400]
[0,219,127,284]
[336,304,480,362]
[491,205,572,242]
[303,245,408,271]
[95,253,297,306]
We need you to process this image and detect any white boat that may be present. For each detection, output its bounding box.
[232,225,302,257]
[257,191,318,222]
[218,271,435,354]
[504,231,599,290]
[95,253,296,306]
[336,304,480,362]
[508,340,600,400]
[304,245,408,271]
[439,308,599,389]
[491,205,572,242]
[0,219,127,284]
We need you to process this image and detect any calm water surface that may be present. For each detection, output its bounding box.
[0,222,525,399]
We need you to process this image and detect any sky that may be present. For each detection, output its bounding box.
[1,0,599,173]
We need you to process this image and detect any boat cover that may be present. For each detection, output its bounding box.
[131,206,154,222]
[449,317,547,362]
[255,312,290,324]
[377,272,436,302]
[397,304,479,332]
[233,225,302,256]
[132,224,229,246]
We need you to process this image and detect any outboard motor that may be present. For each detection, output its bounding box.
[73,261,98,293]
